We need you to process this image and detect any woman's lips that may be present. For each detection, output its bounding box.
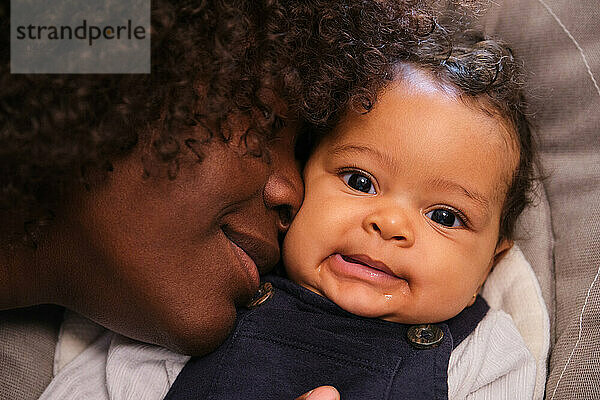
[228,240,260,294]
[222,228,280,273]
[327,253,404,284]
[222,227,280,299]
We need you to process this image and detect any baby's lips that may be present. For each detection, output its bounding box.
[341,253,398,278]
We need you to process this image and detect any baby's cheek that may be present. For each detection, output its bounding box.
[282,215,322,280]
[283,183,345,273]
[281,221,305,273]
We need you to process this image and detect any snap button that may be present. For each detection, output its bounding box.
[246,282,274,309]
[407,324,444,349]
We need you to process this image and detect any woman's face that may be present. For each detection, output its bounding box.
[54,116,303,355]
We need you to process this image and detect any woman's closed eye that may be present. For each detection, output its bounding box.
[341,171,377,194]
[425,208,465,228]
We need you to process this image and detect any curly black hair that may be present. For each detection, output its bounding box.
[0,0,455,229]
[392,28,537,240]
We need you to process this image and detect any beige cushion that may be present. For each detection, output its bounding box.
[481,1,600,398]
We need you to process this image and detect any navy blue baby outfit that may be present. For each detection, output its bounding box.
[165,275,489,400]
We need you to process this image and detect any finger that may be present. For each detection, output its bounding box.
[295,386,340,400]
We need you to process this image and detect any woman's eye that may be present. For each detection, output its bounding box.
[341,172,376,194]
[425,209,464,228]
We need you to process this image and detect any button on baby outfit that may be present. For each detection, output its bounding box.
[407,324,444,349]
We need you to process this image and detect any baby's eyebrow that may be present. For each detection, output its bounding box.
[427,178,491,213]
[330,144,397,170]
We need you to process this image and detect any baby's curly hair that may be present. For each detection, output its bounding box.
[394,28,537,241]
[0,0,453,226]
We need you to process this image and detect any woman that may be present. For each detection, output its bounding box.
[0,1,442,398]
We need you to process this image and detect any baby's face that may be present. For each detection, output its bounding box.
[283,79,517,324]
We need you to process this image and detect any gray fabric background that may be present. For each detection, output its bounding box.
[482,1,600,398]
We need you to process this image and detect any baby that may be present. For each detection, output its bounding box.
[165,31,537,399]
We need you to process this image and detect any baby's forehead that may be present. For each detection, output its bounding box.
[404,74,520,178]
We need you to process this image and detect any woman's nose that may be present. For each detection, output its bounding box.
[263,156,303,233]
[362,207,414,247]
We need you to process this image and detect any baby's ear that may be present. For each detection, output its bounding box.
[493,238,513,266]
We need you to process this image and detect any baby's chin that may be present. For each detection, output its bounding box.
[335,296,470,326]
[302,278,462,325]
[301,279,408,322]
[333,298,448,325]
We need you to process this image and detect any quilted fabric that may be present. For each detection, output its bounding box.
[481,1,600,398]
[0,306,63,400]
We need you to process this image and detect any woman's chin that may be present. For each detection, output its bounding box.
[149,306,238,356]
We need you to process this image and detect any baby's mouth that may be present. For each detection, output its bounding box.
[341,255,371,268]
[325,253,410,293]
[340,254,398,277]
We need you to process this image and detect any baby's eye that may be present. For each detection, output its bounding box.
[425,208,464,228]
[341,172,376,194]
